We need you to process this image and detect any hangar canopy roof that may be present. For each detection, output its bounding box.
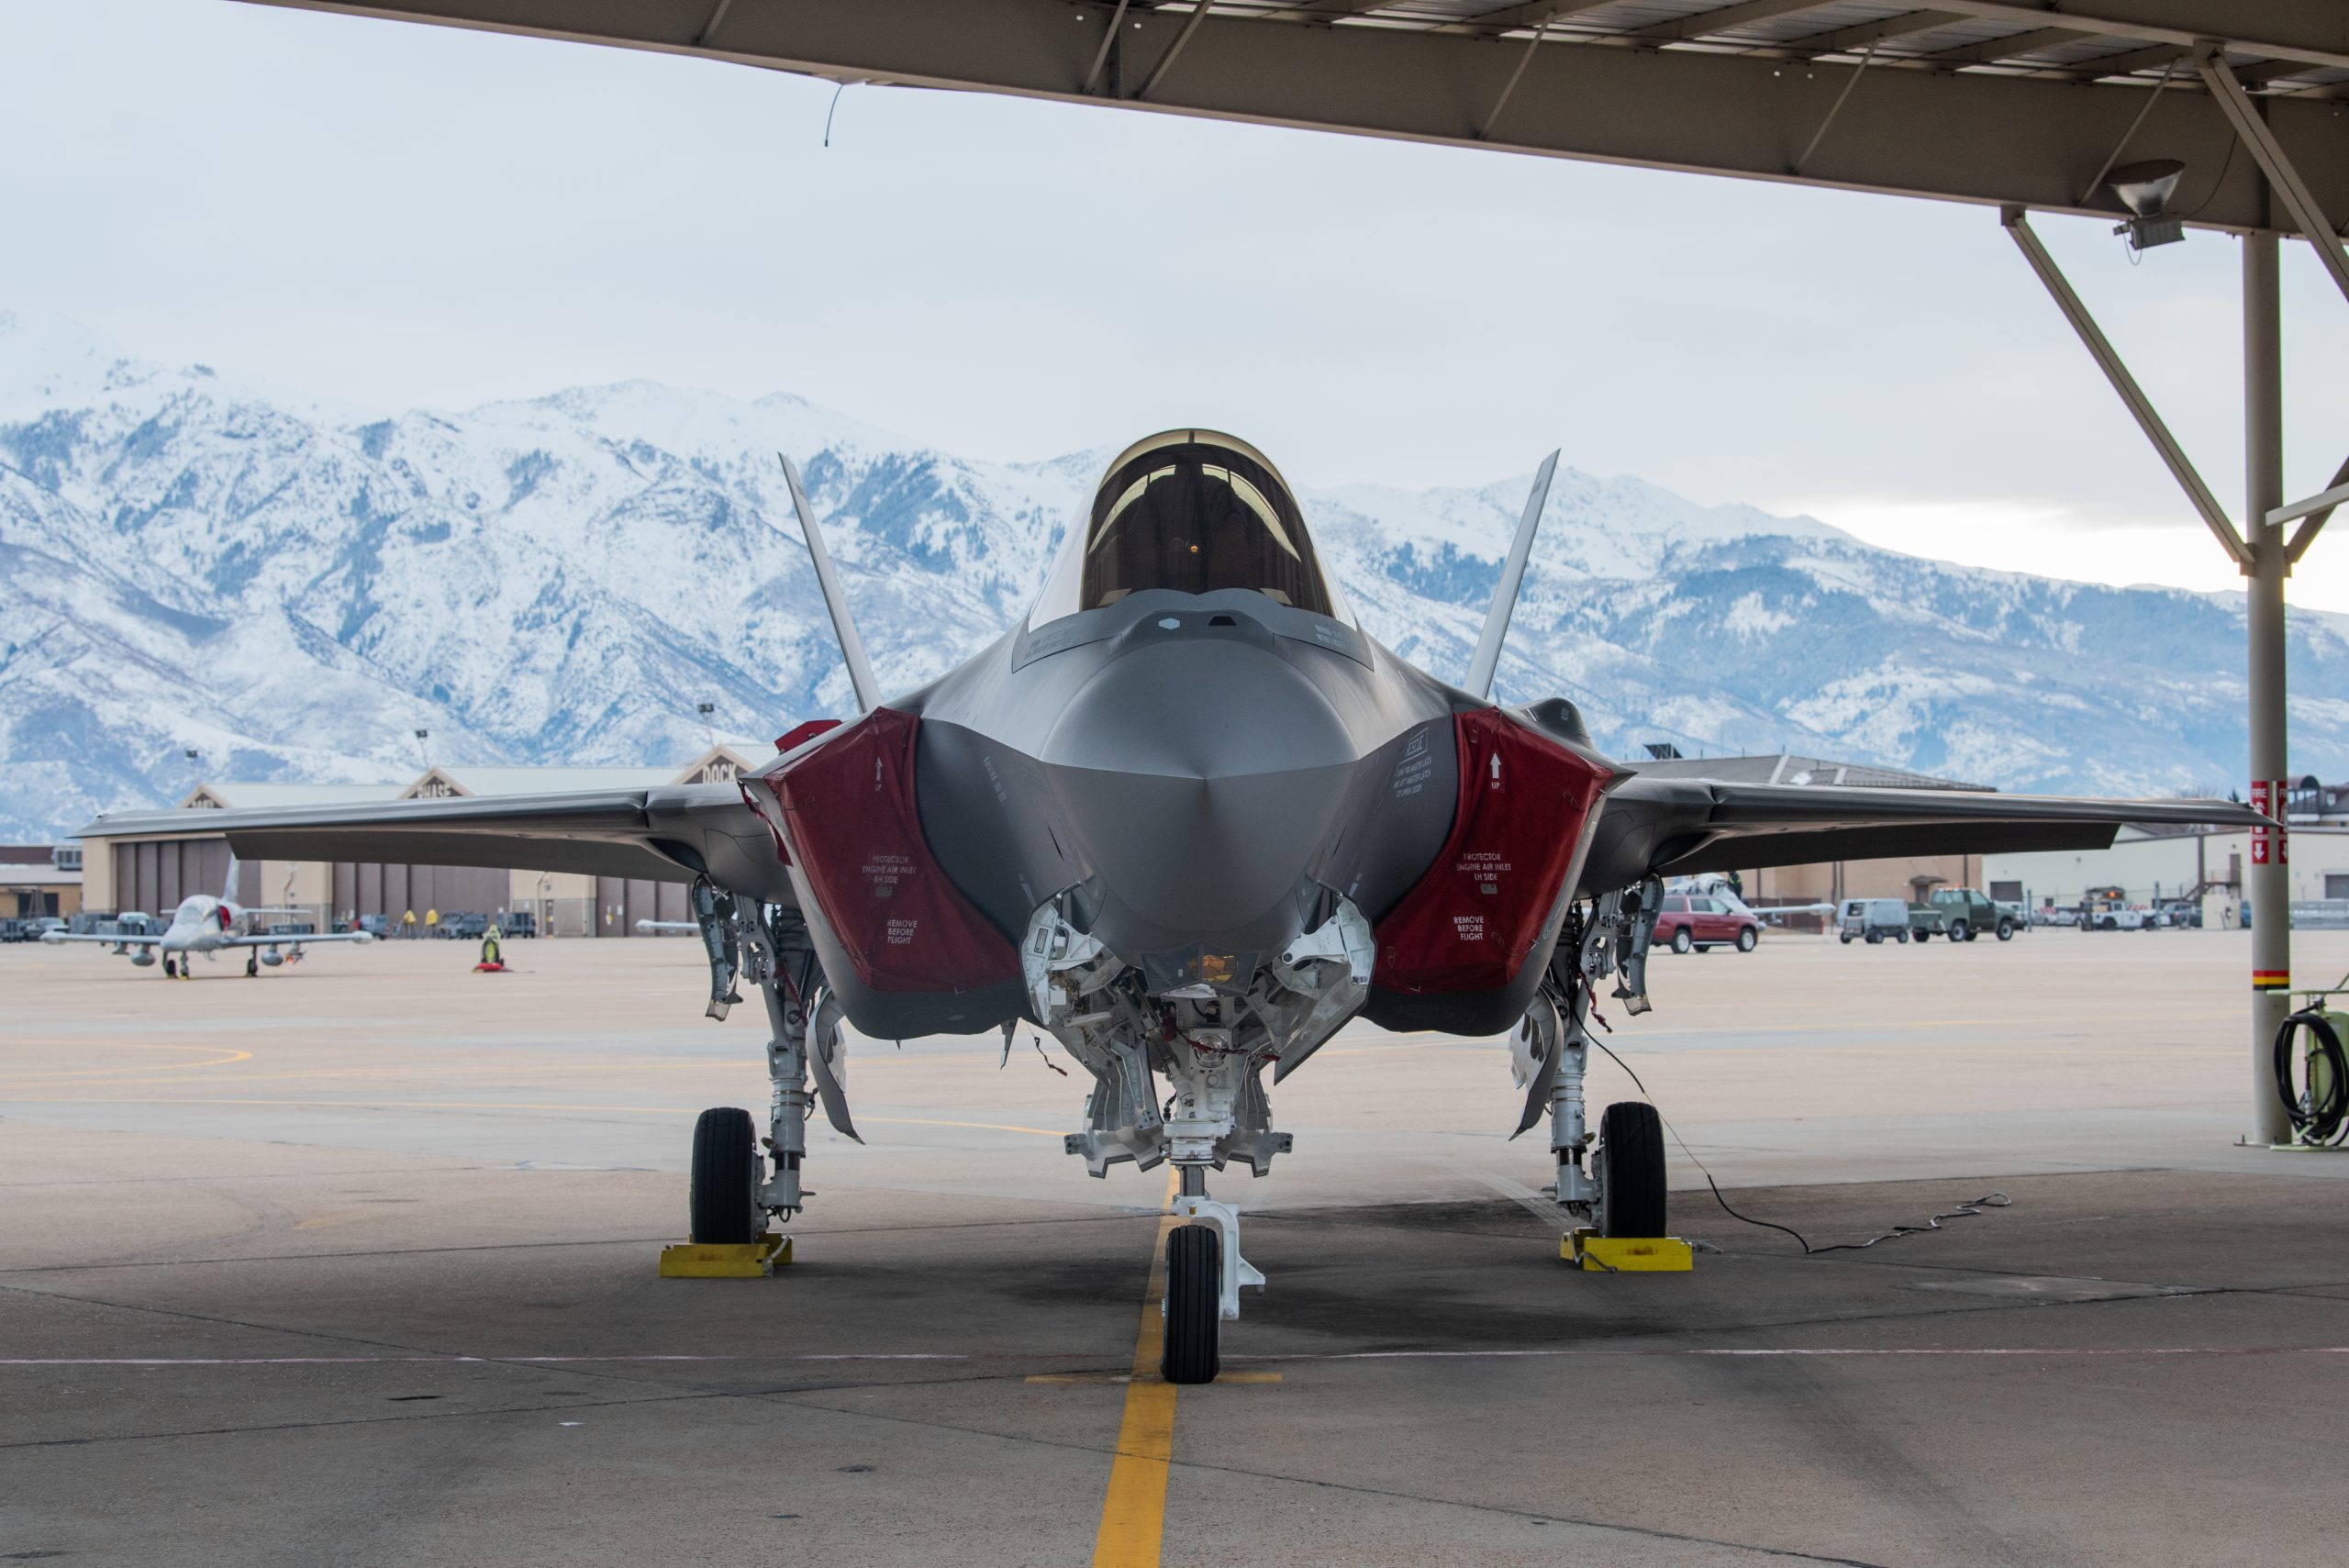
[250,1,2349,234]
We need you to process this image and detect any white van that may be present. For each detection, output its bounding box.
[1838,898,1910,945]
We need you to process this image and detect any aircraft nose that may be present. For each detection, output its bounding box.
[1039,628,1359,951]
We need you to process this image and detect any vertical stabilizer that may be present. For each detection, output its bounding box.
[777,454,883,714]
[221,852,240,906]
[1464,450,1559,702]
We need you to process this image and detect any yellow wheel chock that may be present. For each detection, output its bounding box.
[658,1233,792,1278]
[1564,1229,1693,1272]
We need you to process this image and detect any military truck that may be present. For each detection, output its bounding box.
[1908,887,2018,942]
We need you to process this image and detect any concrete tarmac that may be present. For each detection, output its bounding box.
[5,928,2348,1565]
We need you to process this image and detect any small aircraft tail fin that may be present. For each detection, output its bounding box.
[221,851,240,906]
[777,453,882,714]
[1463,449,1560,702]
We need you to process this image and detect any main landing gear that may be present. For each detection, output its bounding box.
[677,893,857,1256]
[1514,882,1677,1251]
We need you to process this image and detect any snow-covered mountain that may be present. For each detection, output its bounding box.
[4,306,2345,841]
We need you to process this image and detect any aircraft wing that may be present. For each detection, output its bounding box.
[39,931,159,947]
[73,784,795,905]
[217,931,377,948]
[1585,775,2268,887]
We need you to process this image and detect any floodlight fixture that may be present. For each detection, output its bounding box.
[2106,159,2186,251]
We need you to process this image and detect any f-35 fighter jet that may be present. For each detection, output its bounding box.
[79,430,2262,1381]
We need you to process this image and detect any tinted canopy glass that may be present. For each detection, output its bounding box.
[1077,438,1333,617]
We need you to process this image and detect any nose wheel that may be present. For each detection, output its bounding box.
[1162,1223,1222,1384]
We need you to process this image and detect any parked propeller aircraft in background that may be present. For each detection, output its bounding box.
[73,430,2264,1380]
[43,857,374,977]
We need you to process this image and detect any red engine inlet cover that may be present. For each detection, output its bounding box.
[745,707,1019,993]
[1371,708,1609,995]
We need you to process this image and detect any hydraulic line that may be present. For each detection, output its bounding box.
[2272,1006,2349,1147]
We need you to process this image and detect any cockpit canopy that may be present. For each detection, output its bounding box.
[1030,431,1352,627]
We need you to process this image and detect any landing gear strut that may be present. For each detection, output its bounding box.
[1518,881,1673,1240]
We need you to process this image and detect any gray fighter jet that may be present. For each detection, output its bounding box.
[76,430,2262,1381]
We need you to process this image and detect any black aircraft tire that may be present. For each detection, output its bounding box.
[1599,1101,1668,1238]
[1670,928,1693,955]
[246,955,258,977]
[1162,1224,1221,1385]
[689,1106,760,1245]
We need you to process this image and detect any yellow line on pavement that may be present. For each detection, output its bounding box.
[1092,1169,1179,1568]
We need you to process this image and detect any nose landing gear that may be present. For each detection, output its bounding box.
[1162,1168,1265,1384]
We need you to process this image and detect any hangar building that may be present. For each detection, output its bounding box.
[75,747,756,937]
[1,845,82,922]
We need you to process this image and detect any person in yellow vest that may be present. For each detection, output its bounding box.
[425,907,440,938]
[401,908,417,940]
[479,925,502,970]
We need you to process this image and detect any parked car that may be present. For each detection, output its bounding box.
[1653,893,1760,954]
[502,911,537,939]
[357,914,391,938]
[2157,900,2203,929]
[1839,898,1911,945]
[28,917,65,939]
[1909,888,2018,942]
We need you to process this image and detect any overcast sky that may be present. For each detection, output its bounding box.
[5,0,2347,611]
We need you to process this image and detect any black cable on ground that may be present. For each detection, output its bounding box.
[1587,1036,2012,1257]
[2273,1006,2349,1147]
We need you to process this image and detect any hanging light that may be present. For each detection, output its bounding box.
[2106,158,2186,250]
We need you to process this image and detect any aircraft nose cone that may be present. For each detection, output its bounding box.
[1040,631,1359,952]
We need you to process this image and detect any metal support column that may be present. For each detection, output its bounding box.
[2243,228,2294,1144]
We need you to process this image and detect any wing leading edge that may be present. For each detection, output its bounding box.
[73,784,796,906]
[1583,775,2268,891]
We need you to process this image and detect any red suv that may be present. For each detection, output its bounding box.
[1653,893,1760,954]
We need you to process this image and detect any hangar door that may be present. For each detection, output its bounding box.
[329,862,513,926]
[113,840,253,917]
[593,876,689,937]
